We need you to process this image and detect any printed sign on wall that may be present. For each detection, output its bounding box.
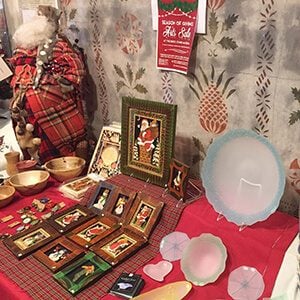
[156,0,199,74]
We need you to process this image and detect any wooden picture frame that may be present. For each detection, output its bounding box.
[104,188,137,223]
[3,223,60,259]
[67,216,121,249]
[46,204,95,234]
[33,236,85,273]
[87,181,116,215]
[53,251,112,295]
[90,229,146,266]
[125,193,164,238]
[167,158,190,200]
[88,124,121,180]
[121,97,177,187]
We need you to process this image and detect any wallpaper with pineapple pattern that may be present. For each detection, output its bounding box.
[60,0,299,216]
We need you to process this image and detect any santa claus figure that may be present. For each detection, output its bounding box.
[9,5,87,163]
[135,205,152,228]
[136,118,159,164]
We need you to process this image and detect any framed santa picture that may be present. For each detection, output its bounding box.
[121,97,177,187]
[167,158,190,201]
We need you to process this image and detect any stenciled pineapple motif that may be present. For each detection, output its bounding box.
[199,0,239,57]
[190,65,235,134]
[114,63,148,97]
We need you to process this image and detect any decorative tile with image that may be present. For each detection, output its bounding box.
[167,158,190,201]
[67,216,120,248]
[53,251,112,295]
[91,229,146,266]
[125,193,164,239]
[104,188,136,223]
[3,223,60,259]
[46,204,95,234]
[87,182,116,215]
[33,236,85,273]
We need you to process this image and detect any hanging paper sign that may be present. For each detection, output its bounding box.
[156,0,199,74]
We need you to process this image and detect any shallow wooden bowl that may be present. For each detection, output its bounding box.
[0,185,16,208]
[44,156,85,182]
[9,170,50,196]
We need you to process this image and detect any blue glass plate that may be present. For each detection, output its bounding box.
[202,129,285,226]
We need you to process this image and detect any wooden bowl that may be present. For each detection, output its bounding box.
[9,170,50,196]
[0,185,16,208]
[44,156,86,182]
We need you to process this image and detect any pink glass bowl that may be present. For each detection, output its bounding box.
[180,233,227,286]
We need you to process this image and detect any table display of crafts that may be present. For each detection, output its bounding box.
[2,181,165,295]
[0,125,287,299]
[138,129,285,300]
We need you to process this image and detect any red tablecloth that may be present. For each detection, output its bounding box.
[0,176,298,299]
[102,196,298,300]
[0,174,189,299]
[0,179,76,236]
[0,178,76,300]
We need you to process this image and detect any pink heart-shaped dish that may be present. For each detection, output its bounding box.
[143,260,173,282]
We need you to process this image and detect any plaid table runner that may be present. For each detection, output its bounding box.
[0,174,188,299]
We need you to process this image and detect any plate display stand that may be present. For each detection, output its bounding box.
[216,213,247,231]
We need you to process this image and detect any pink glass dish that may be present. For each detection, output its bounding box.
[143,260,173,282]
[180,233,227,286]
[160,231,190,262]
[228,266,265,300]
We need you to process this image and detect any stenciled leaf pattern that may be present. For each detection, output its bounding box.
[116,81,127,92]
[135,67,146,81]
[289,87,300,125]
[113,64,125,79]
[289,110,300,125]
[161,71,174,104]
[114,62,148,95]
[223,14,238,30]
[69,9,77,20]
[292,87,300,102]
[209,11,219,39]
[202,6,239,57]
[126,63,134,85]
[218,37,238,50]
[134,84,148,94]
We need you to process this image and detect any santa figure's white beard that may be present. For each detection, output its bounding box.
[13,16,56,50]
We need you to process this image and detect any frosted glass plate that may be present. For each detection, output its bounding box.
[228,266,265,300]
[180,233,227,286]
[202,129,285,226]
[160,231,190,262]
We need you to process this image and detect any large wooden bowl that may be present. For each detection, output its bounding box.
[9,170,50,196]
[44,156,86,182]
[0,185,16,208]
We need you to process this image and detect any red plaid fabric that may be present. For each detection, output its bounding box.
[0,174,187,299]
[9,38,86,163]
